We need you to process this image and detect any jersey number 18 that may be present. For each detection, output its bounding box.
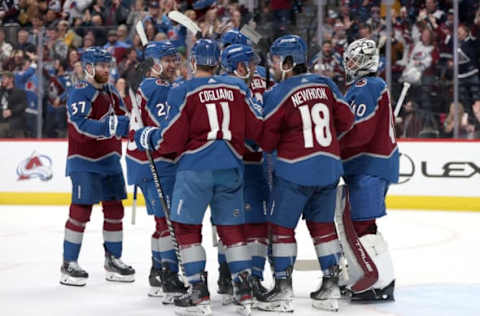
[298,103,332,148]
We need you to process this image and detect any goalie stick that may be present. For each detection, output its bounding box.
[128,88,187,280]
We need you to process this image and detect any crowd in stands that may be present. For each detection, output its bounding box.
[0,0,478,138]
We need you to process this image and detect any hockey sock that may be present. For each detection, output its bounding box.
[218,240,227,265]
[155,216,178,272]
[102,200,124,258]
[244,223,268,280]
[270,223,297,279]
[353,219,377,237]
[151,217,162,269]
[174,222,206,284]
[307,221,341,270]
[217,225,252,282]
[63,204,92,261]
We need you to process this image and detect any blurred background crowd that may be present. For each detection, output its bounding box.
[0,0,478,139]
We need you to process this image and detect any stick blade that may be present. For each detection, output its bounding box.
[168,10,201,35]
[240,24,262,45]
[135,20,148,47]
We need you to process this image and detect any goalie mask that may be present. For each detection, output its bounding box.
[269,35,307,81]
[344,38,379,84]
[144,40,179,80]
[191,39,221,72]
[221,44,260,80]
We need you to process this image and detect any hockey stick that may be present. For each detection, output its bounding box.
[394,82,411,117]
[167,10,201,36]
[135,20,148,46]
[334,185,378,292]
[129,88,187,279]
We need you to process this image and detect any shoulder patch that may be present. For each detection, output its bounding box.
[75,82,88,89]
[355,78,367,87]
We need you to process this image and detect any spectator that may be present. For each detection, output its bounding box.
[269,0,291,36]
[45,59,69,138]
[16,29,35,53]
[104,0,129,26]
[117,24,132,47]
[104,29,129,63]
[63,0,94,21]
[67,48,80,71]
[127,0,147,30]
[396,100,424,138]
[45,26,68,61]
[90,14,108,46]
[78,31,95,55]
[117,47,138,81]
[114,77,131,112]
[441,102,473,138]
[456,24,480,116]
[0,71,28,138]
[0,28,13,64]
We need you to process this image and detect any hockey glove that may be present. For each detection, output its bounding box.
[134,126,161,151]
[107,115,130,138]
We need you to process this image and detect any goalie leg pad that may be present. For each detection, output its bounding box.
[357,232,395,291]
[334,185,379,293]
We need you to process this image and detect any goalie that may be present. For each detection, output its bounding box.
[338,38,399,302]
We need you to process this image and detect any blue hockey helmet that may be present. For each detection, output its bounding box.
[220,29,249,48]
[191,39,220,67]
[81,47,113,66]
[221,44,259,74]
[269,35,307,66]
[144,40,177,60]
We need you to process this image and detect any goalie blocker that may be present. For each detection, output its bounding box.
[334,185,395,302]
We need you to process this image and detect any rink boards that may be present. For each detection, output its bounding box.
[0,139,479,211]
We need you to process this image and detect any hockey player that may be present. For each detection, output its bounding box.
[339,38,399,301]
[61,47,134,286]
[255,35,355,313]
[125,40,187,301]
[134,39,263,316]
[219,44,269,303]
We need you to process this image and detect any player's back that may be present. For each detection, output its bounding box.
[262,73,354,186]
[159,75,263,172]
[340,76,399,182]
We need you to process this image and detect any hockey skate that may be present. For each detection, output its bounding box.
[256,266,294,313]
[174,272,211,316]
[60,261,88,286]
[310,265,341,312]
[161,263,189,304]
[148,259,164,297]
[350,280,395,303]
[217,262,233,305]
[233,271,253,316]
[249,275,268,309]
[104,247,135,282]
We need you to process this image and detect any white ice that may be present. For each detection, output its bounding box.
[1,205,480,316]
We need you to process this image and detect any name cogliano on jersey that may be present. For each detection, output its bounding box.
[291,87,328,107]
[199,88,234,103]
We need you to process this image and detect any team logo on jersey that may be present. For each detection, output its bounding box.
[355,79,367,87]
[75,81,88,89]
[16,151,53,181]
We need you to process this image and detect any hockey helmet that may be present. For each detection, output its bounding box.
[344,38,379,83]
[220,29,249,48]
[269,35,307,66]
[221,44,259,74]
[191,39,220,67]
[81,47,113,66]
[145,40,178,60]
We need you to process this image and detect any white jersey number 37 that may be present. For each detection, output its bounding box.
[298,103,332,148]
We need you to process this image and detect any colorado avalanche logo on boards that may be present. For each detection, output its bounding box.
[16,151,53,181]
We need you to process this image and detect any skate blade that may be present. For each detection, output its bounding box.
[162,292,184,305]
[235,301,252,316]
[60,273,87,286]
[221,294,234,305]
[312,298,339,312]
[148,286,164,297]
[105,271,135,283]
[255,300,294,313]
[174,303,212,316]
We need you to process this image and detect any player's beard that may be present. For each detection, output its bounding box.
[94,72,109,84]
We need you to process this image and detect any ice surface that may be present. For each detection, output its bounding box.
[1,206,480,316]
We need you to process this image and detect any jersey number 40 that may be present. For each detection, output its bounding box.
[298,103,332,148]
